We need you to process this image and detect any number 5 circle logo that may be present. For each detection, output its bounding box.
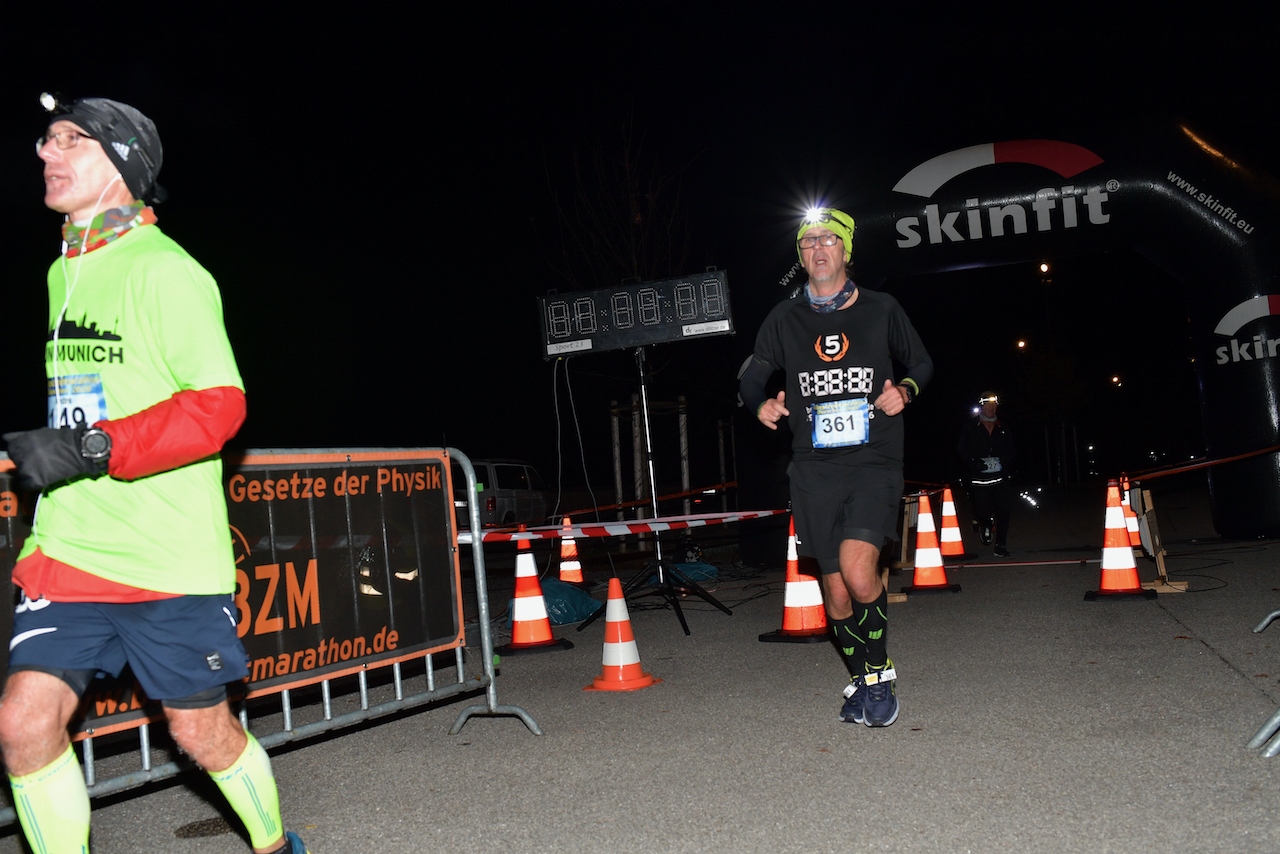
[814,333,849,362]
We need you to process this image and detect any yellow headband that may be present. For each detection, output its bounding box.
[797,208,855,263]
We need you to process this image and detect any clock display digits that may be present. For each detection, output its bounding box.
[674,283,696,320]
[547,300,571,338]
[538,270,733,358]
[573,297,597,334]
[611,292,634,329]
[638,288,660,325]
[702,279,725,317]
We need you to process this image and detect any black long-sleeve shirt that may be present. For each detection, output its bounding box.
[739,287,933,466]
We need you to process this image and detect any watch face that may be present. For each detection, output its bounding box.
[83,429,110,458]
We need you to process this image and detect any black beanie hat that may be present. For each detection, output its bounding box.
[48,96,167,204]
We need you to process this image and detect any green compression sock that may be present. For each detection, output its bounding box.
[830,615,866,679]
[857,587,890,667]
[10,743,90,854]
[208,731,283,850]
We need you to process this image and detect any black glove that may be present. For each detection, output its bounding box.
[3,424,110,492]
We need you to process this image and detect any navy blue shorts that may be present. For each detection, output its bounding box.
[788,459,904,568]
[9,593,250,703]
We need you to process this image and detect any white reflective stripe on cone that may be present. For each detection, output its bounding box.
[786,579,824,608]
[512,596,549,621]
[1101,544,1136,569]
[603,639,641,667]
[606,595,630,622]
[915,547,943,566]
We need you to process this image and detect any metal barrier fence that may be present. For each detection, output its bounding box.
[0,447,539,828]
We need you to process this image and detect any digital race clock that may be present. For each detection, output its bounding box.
[537,269,734,359]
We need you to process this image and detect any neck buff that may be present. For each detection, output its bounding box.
[804,278,857,314]
[62,202,156,259]
[980,414,998,424]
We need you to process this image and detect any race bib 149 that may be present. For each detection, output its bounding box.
[48,373,108,429]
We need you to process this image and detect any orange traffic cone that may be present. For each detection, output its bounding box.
[1121,478,1142,550]
[760,516,828,643]
[497,527,574,654]
[938,486,974,559]
[584,577,661,691]
[901,492,960,593]
[1085,480,1157,601]
[559,516,584,583]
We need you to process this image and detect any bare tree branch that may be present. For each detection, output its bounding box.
[538,115,702,290]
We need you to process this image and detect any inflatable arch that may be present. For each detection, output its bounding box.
[848,122,1280,538]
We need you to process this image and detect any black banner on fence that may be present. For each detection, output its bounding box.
[60,448,463,737]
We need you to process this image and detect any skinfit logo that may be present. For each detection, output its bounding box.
[893,140,1111,248]
[815,333,849,362]
[1214,295,1280,365]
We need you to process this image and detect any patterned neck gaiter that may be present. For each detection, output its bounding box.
[62,202,157,259]
[805,278,857,314]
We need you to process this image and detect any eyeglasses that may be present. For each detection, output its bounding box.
[36,128,93,153]
[798,233,842,250]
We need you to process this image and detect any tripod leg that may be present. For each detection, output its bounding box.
[666,564,733,615]
[575,560,662,632]
[576,599,606,632]
[578,557,729,635]
[651,567,692,634]
[667,591,691,635]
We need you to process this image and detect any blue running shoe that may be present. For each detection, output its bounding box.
[862,660,899,727]
[283,831,311,853]
[839,677,865,723]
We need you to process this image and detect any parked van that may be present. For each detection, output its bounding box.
[451,459,549,529]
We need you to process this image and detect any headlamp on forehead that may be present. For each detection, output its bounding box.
[796,206,855,263]
[40,92,64,113]
[978,394,999,405]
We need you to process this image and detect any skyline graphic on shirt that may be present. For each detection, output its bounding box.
[47,314,122,342]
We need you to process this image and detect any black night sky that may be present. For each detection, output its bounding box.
[2,14,1277,501]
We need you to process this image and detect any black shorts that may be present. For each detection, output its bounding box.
[787,458,904,569]
[9,593,249,703]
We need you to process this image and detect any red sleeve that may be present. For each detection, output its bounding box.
[98,386,246,481]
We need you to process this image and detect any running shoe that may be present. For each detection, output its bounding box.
[980,522,993,545]
[282,831,311,854]
[862,660,899,727]
[994,544,1010,558]
[839,677,865,724]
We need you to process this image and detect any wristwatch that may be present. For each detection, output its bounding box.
[80,426,112,462]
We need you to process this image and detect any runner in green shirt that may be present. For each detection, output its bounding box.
[1,94,309,854]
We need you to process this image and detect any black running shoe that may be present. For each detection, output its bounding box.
[862,660,899,727]
[839,677,865,724]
